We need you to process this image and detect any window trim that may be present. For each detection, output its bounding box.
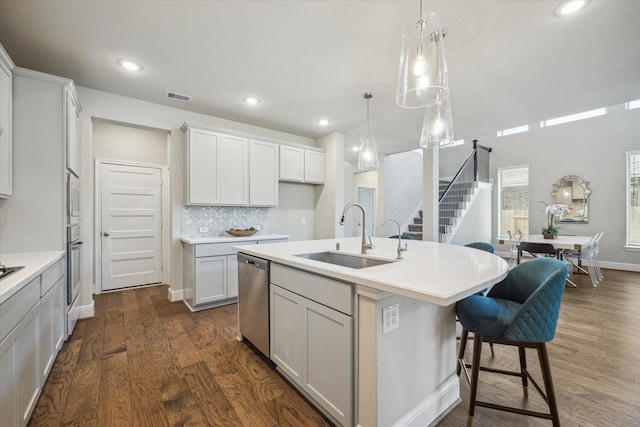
[497,164,530,238]
[626,150,640,250]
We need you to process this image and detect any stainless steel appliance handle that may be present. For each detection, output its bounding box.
[71,241,84,249]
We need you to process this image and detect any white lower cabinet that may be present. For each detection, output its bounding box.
[270,265,353,427]
[302,298,352,425]
[0,325,19,427]
[194,256,227,305]
[39,275,66,383]
[270,284,303,384]
[17,302,40,427]
[182,242,250,311]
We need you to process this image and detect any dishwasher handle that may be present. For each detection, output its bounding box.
[237,253,269,272]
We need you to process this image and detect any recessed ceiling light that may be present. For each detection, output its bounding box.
[244,96,260,105]
[117,58,143,71]
[555,0,589,16]
[352,146,360,152]
[317,119,330,126]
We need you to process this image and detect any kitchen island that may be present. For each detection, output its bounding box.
[234,237,508,427]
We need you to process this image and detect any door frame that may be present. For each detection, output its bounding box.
[94,158,170,293]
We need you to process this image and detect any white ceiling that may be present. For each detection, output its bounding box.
[1,1,639,163]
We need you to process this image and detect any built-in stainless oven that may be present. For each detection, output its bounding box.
[67,173,80,226]
[67,224,83,305]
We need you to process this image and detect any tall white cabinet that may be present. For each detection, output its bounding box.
[0,67,81,253]
[0,43,15,198]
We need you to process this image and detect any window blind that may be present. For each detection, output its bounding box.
[628,152,640,246]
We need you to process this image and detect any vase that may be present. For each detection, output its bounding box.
[543,232,555,239]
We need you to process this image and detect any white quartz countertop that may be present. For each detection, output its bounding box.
[180,233,289,245]
[0,251,65,304]
[234,237,508,306]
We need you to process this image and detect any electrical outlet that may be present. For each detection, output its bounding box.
[382,303,399,334]
[199,226,208,233]
[301,217,307,226]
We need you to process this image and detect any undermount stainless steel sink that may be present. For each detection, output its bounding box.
[295,251,395,269]
[0,266,25,281]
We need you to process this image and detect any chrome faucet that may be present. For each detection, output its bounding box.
[339,202,374,254]
[381,219,408,259]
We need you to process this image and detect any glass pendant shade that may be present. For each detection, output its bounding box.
[396,11,449,109]
[358,92,379,170]
[420,97,454,149]
[358,136,379,170]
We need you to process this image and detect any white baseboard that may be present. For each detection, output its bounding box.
[168,287,183,302]
[495,251,640,273]
[391,376,460,427]
[599,260,640,272]
[78,300,95,319]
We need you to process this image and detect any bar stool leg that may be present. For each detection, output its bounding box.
[457,328,469,377]
[518,345,529,398]
[467,334,483,427]
[537,343,561,427]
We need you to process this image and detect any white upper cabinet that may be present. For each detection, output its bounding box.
[187,127,220,204]
[183,123,282,207]
[279,145,304,182]
[304,150,325,184]
[218,134,249,205]
[184,125,249,206]
[249,139,279,206]
[66,88,81,177]
[0,43,15,198]
[279,145,325,184]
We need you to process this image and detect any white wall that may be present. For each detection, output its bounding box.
[92,119,168,165]
[314,133,344,239]
[77,86,317,299]
[270,182,317,241]
[382,150,423,237]
[439,103,639,268]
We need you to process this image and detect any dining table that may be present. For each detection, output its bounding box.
[497,234,594,251]
[497,234,594,287]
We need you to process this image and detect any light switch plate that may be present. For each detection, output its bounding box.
[383,303,399,334]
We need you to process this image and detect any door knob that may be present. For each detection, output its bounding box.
[103,232,110,236]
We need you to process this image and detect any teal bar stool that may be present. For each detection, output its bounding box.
[456,257,568,427]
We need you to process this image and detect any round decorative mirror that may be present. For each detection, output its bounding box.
[551,175,590,223]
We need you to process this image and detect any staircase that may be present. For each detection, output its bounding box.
[438,179,479,243]
[406,211,423,240]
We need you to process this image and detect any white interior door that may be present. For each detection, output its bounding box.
[357,187,375,238]
[101,162,162,291]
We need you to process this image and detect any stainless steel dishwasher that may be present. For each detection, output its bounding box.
[237,253,270,357]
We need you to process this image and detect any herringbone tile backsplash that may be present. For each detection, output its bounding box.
[181,206,271,238]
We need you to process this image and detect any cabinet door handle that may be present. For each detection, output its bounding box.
[103,232,110,237]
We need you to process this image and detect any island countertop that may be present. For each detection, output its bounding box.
[234,237,508,306]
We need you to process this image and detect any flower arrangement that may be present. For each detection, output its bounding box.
[541,203,570,237]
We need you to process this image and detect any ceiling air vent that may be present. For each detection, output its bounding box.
[164,90,193,103]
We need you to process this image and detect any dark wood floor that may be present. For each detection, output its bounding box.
[29,268,640,427]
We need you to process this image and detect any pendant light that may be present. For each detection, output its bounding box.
[420,95,455,149]
[358,93,379,170]
[396,2,449,109]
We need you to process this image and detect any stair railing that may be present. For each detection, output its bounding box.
[439,140,492,203]
[438,140,492,241]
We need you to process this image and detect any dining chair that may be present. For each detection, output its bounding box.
[563,232,603,287]
[456,257,568,427]
[518,242,576,287]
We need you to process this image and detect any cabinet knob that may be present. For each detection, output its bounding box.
[103,232,110,237]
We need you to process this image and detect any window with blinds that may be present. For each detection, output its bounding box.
[498,165,529,237]
[627,151,640,247]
